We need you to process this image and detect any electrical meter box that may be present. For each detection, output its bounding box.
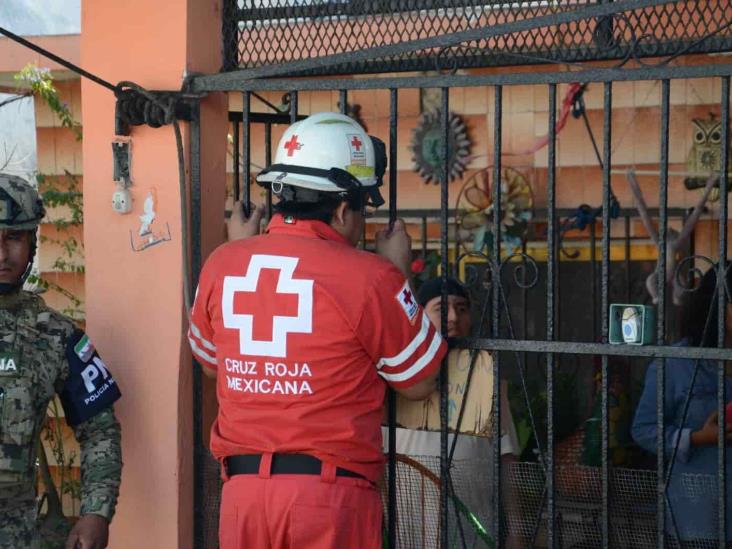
[609,304,655,345]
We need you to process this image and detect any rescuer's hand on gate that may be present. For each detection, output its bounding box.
[65,514,109,549]
[227,201,265,241]
[375,219,412,276]
[690,410,732,447]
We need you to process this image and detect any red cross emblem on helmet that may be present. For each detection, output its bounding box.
[283,135,302,157]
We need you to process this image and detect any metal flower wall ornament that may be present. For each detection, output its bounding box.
[455,167,533,256]
[410,110,471,184]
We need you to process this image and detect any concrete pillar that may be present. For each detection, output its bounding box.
[81,1,227,546]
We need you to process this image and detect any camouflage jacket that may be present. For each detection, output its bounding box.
[0,291,122,520]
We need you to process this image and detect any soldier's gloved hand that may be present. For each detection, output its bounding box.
[227,201,265,241]
[65,514,109,549]
[375,219,412,277]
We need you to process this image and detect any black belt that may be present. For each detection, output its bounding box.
[225,453,365,480]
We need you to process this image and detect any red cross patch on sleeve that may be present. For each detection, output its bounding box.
[395,282,419,324]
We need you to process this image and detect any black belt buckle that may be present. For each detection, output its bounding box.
[225,453,364,480]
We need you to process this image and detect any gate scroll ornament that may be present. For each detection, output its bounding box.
[626,170,716,306]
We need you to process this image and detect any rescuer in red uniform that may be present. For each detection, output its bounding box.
[189,112,446,549]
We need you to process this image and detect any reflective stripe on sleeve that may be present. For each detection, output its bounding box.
[190,322,217,352]
[188,333,217,366]
[378,331,442,383]
[376,313,430,370]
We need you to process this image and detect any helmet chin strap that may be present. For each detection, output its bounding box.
[0,235,37,295]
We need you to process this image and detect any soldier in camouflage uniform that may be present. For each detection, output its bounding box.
[0,174,122,549]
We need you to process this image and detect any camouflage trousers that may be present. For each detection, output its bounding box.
[0,494,39,549]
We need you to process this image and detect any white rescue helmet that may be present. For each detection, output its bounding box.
[256,112,385,207]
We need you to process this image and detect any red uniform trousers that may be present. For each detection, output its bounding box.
[219,456,382,549]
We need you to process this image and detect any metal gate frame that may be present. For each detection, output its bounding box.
[188,2,732,547]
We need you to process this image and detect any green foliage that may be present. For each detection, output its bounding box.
[411,250,441,292]
[15,64,82,141]
[37,171,84,229]
[15,65,85,517]
[26,170,85,321]
[14,65,85,319]
[27,275,84,321]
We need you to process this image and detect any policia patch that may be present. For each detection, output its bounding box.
[59,330,121,427]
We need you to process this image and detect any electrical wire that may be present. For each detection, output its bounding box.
[0,92,32,110]
[0,27,197,320]
[116,82,193,315]
[0,26,198,317]
[0,26,118,93]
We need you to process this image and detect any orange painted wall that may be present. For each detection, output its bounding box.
[0,34,80,76]
[81,1,226,547]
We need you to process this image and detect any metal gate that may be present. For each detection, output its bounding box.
[188,1,732,547]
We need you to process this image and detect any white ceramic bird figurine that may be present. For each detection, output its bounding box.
[139,192,156,236]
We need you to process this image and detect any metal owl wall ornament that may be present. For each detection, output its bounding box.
[410,110,471,184]
[626,169,716,306]
[684,114,731,202]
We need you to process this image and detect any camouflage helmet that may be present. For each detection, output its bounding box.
[0,173,45,231]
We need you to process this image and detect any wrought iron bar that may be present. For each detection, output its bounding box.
[717,75,730,548]
[440,87,450,549]
[339,90,347,115]
[591,221,598,340]
[522,240,528,340]
[625,215,631,301]
[389,90,398,228]
[242,92,251,214]
[228,112,301,124]
[232,119,240,203]
[369,207,689,223]
[193,63,732,93]
[290,91,298,124]
[387,88,398,549]
[600,80,613,549]
[656,79,670,549]
[265,122,272,219]
[492,84,503,549]
[546,82,557,549]
[461,339,732,361]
